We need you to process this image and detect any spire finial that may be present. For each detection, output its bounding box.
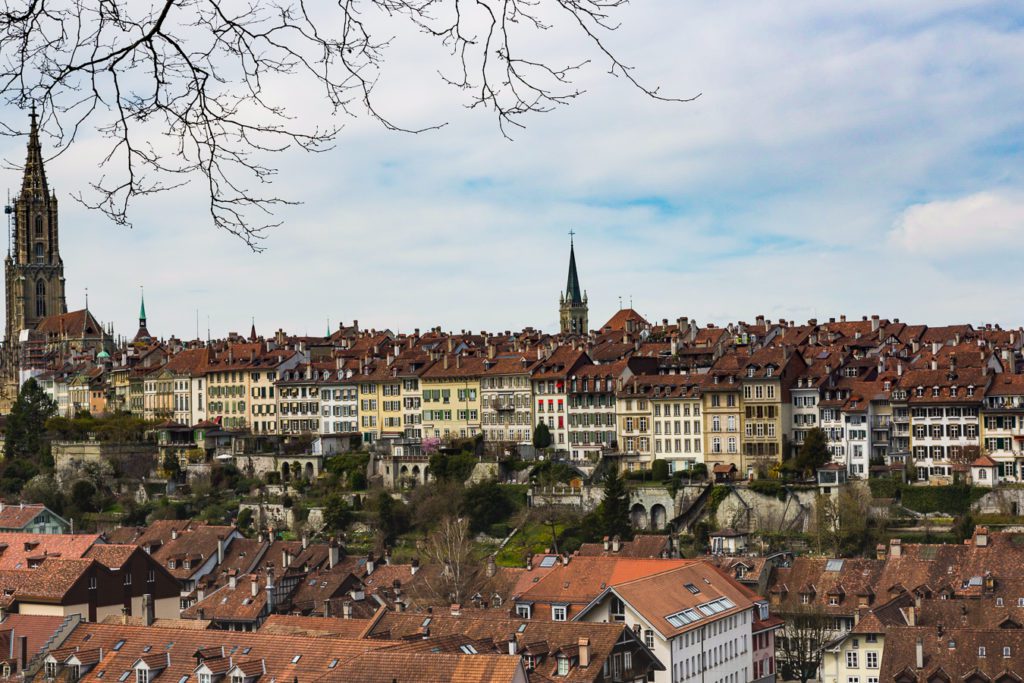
[139,285,146,323]
[85,287,89,311]
[568,228,575,246]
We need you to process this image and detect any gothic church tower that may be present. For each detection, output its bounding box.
[559,234,588,335]
[5,106,67,345]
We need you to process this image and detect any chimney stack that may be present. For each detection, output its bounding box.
[916,637,924,670]
[143,593,155,627]
[890,538,902,558]
[342,601,352,619]
[578,638,591,667]
[612,535,621,553]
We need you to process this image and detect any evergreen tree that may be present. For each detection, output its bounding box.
[5,378,57,461]
[533,422,553,450]
[796,427,830,475]
[600,467,631,539]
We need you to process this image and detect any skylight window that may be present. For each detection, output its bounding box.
[291,655,301,664]
[327,660,339,670]
[698,597,736,616]
[113,641,126,652]
[119,672,131,682]
[421,618,432,628]
[241,648,251,655]
[825,559,844,572]
[517,623,527,633]
[459,645,478,655]
[666,608,702,628]
[539,556,558,568]
[685,583,700,594]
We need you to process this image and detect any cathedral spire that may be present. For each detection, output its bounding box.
[21,104,48,198]
[565,231,583,306]
[559,231,589,336]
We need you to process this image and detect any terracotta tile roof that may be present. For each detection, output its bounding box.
[516,556,689,605]
[879,626,1024,681]
[33,309,105,338]
[181,576,269,623]
[0,504,61,531]
[576,535,670,558]
[0,614,66,660]
[320,650,524,682]
[0,558,94,601]
[59,622,394,683]
[0,533,101,570]
[601,309,649,333]
[364,612,652,682]
[257,614,373,638]
[604,561,758,638]
[83,544,138,569]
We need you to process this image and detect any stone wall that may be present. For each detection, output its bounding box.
[972,487,1024,516]
[52,440,157,484]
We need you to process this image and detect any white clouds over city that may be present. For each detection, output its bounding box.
[2,1,1024,337]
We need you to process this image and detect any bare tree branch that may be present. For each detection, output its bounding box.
[0,0,694,249]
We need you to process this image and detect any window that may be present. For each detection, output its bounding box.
[45,661,58,678]
[516,604,531,619]
[1003,647,1011,658]
[867,651,878,668]
[137,670,149,683]
[645,629,654,649]
[35,279,46,316]
[846,651,858,668]
[124,573,132,586]
[978,647,986,657]
[556,657,569,676]
[34,242,44,264]
[552,605,567,621]
[199,674,212,683]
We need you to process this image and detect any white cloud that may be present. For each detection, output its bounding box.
[889,191,1024,257]
[4,1,1024,335]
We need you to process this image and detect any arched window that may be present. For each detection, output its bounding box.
[35,279,46,317]
[34,215,42,236]
[34,242,44,264]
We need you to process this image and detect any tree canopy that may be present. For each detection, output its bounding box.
[0,0,693,247]
[5,378,57,461]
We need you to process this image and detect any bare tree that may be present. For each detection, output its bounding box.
[421,515,477,605]
[0,0,696,248]
[777,604,831,683]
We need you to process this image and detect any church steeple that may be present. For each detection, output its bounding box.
[21,104,49,199]
[133,287,151,343]
[5,104,67,345]
[559,231,589,336]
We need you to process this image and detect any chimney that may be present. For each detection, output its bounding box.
[916,637,924,670]
[411,558,420,575]
[342,601,352,619]
[871,315,880,332]
[602,536,610,551]
[612,535,621,553]
[171,528,179,540]
[450,604,461,617]
[143,593,155,626]
[366,553,375,575]
[217,538,225,565]
[890,538,902,558]
[197,607,205,620]
[323,600,330,618]
[229,574,237,589]
[486,555,496,578]
[19,635,27,669]
[329,542,341,570]
[526,555,533,571]
[266,571,275,612]
[974,526,989,547]
[907,604,916,626]
[876,544,886,561]
[251,577,259,597]
[301,535,308,550]
[578,638,591,668]
[508,638,518,656]
[396,600,406,613]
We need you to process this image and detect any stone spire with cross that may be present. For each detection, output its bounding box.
[559,231,588,335]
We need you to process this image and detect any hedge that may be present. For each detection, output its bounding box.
[900,484,987,514]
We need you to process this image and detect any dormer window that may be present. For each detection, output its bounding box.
[747,367,755,378]
[766,367,775,377]
[932,387,940,398]
[950,387,958,397]
[137,671,150,683]
[968,386,975,397]
[556,656,570,676]
[917,387,924,398]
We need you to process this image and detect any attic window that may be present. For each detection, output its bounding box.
[290,656,301,664]
[747,368,755,378]
[979,647,986,657]
[766,367,774,377]
[119,673,131,682]
[932,387,940,398]
[458,645,478,655]
[327,660,339,670]
[241,649,251,655]
[113,641,126,652]
[685,583,700,594]
[1004,647,1012,658]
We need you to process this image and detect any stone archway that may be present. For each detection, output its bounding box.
[281,462,290,481]
[630,503,649,530]
[650,504,667,531]
[304,462,314,479]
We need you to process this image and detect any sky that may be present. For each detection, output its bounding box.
[2,0,1024,340]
